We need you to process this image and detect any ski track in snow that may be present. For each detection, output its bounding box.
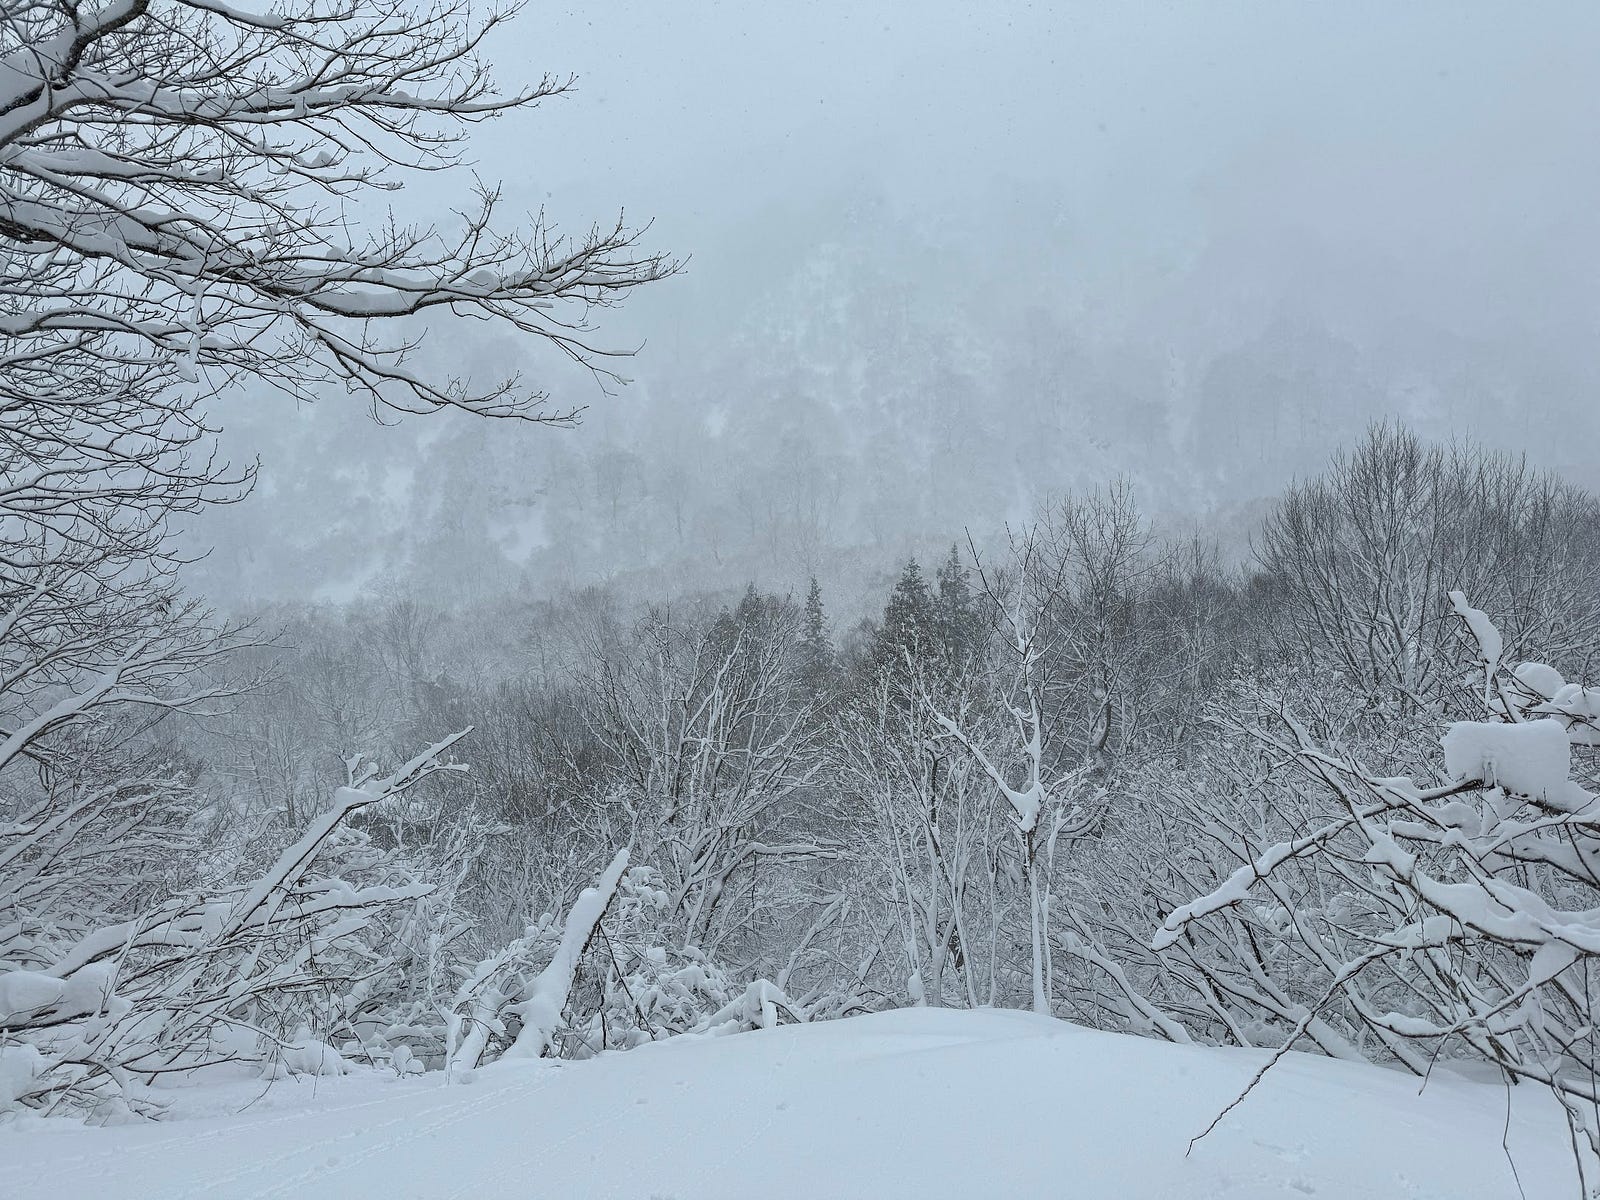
[0,1070,558,1200]
[441,1073,623,1200]
[527,1017,808,1200]
[33,1081,410,1181]
[231,1074,550,1200]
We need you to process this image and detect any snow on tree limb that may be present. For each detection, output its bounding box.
[445,847,629,1074]
[0,0,674,418]
[2,732,474,1115]
[504,848,630,1060]
[1155,598,1600,1152]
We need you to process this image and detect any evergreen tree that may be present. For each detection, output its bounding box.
[935,543,979,660]
[709,603,741,659]
[799,577,837,696]
[711,583,773,653]
[734,583,767,630]
[873,558,938,674]
[711,583,783,676]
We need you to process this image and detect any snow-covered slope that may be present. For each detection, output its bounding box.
[0,1008,1580,1199]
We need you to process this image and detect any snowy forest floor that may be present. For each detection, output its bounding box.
[0,1008,1584,1199]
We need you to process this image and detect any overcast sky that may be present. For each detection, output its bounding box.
[195,2,1600,606]
[515,0,1600,334]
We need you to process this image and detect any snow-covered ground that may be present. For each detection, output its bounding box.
[0,1008,1582,1199]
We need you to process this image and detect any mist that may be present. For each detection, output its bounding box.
[180,0,1600,615]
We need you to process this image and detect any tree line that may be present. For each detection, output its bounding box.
[19,424,1577,1151]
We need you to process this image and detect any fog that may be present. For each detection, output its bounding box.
[186,1,1600,615]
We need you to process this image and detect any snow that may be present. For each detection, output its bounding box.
[271,1028,349,1078]
[1441,718,1570,800]
[0,1007,1580,1198]
[0,970,66,1021]
[505,848,629,1060]
[1515,661,1566,700]
[55,962,116,1018]
[0,963,120,1024]
[1449,591,1503,677]
[1544,682,1600,745]
[0,1045,44,1108]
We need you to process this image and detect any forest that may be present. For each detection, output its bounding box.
[12,421,1600,1150]
[3,0,1600,1195]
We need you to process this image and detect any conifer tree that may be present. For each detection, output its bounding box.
[735,584,768,629]
[799,577,837,696]
[874,558,938,675]
[935,543,979,661]
[711,583,772,668]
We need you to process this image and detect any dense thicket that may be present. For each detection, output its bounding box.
[10,423,1576,1139]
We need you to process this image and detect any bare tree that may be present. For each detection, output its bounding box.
[0,0,672,1116]
[1258,424,1600,720]
[1155,596,1600,1162]
[0,0,672,418]
[1,730,470,1115]
[586,603,839,970]
[833,669,1005,1011]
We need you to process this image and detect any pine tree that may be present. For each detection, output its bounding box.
[707,588,747,660]
[873,558,938,675]
[710,583,776,670]
[799,577,836,696]
[935,543,978,660]
[734,583,767,630]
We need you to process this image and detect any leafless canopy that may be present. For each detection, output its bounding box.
[0,0,675,419]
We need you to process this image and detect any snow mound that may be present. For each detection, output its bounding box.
[1441,718,1570,800]
[0,1008,1579,1198]
[265,1026,349,1078]
[0,971,66,1023]
[1515,661,1566,700]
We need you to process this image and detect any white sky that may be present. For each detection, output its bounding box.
[195,1,1600,602]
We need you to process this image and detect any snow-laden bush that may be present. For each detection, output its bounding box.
[444,857,809,1075]
[444,849,631,1075]
[0,733,469,1119]
[302,799,506,1075]
[560,865,810,1054]
[1155,594,1600,1152]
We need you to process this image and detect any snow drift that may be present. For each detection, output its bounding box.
[0,1007,1580,1199]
